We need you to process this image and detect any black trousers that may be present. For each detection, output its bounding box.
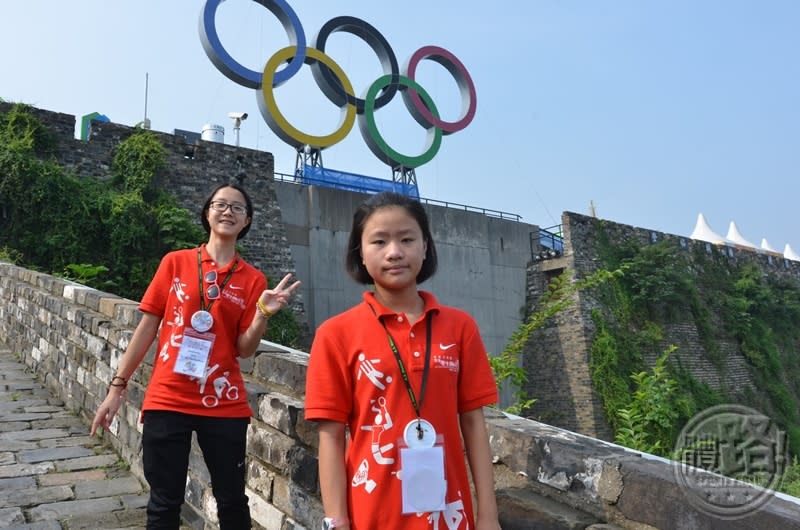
[142,410,251,529]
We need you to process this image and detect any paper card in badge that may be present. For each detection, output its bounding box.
[174,329,214,378]
[400,445,446,514]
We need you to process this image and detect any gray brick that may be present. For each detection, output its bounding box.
[74,476,143,499]
[0,428,70,442]
[0,507,26,528]
[18,446,95,464]
[54,453,119,472]
[0,485,73,509]
[27,497,122,522]
[0,476,36,491]
[0,462,55,479]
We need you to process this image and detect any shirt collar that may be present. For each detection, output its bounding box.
[362,290,441,319]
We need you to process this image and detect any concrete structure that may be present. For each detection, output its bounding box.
[272,181,535,357]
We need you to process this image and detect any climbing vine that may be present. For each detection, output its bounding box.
[491,267,622,416]
[590,227,800,461]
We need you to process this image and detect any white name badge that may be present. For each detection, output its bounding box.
[403,418,437,448]
[174,328,215,378]
[400,444,447,514]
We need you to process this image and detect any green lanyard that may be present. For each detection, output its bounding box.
[377,311,433,438]
[196,248,239,312]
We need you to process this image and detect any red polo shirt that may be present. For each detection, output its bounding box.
[305,291,498,530]
[138,245,266,418]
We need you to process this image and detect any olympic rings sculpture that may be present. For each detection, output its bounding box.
[199,0,476,169]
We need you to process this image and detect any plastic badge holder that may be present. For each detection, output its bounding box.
[398,433,446,514]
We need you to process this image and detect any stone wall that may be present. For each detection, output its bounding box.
[0,101,533,359]
[3,261,800,530]
[0,101,306,342]
[525,211,800,439]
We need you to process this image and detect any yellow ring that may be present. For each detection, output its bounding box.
[259,46,357,148]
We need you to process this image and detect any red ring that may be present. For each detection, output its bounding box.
[403,45,477,135]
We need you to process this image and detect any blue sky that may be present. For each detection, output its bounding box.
[3,1,798,252]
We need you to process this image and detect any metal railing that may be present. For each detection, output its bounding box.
[272,171,522,221]
[531,224,564,262]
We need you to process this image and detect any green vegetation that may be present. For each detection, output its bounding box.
[0,103,202,299]
[264,308,303,349]
[491,267,621,416]
[0,103,301,345]
[614,346,691,454]
[585,226,800,495]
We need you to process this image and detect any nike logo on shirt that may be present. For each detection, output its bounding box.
[439,343,456,351]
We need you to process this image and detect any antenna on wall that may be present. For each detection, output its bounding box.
[589,200,597,218]
[137,73,151,129]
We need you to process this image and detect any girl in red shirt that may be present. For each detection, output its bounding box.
[91,183,300,529]
[305,192,501,530]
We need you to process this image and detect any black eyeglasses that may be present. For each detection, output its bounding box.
[209,200,247,215]
[204,270,220,299]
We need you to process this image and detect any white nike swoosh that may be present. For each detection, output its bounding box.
[228,285,244,290]
[439,343,456,350]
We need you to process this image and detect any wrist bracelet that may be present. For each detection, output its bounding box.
[109,375,128,389]
[256,298,275,319]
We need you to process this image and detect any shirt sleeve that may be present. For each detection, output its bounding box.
[457,315,499,413]
[304,319,352,423]
[138,253,174,318]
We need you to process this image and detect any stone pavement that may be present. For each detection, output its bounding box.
[0,347,149,529]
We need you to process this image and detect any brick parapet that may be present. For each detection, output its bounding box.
[3,260,799,529]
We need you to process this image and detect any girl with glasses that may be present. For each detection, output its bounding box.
[91,183,300,529]
[305,192,500,530]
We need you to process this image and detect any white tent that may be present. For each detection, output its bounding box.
[785,244,800,262]
[761,238,779,253]
[689,213,725,244]
[726,221,756,248]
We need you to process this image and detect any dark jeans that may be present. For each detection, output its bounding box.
[142,410,251,530]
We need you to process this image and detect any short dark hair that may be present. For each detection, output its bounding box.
[200,183,254,240]
[345,192,438,284]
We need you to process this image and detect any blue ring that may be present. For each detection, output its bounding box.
[199,0,307,89]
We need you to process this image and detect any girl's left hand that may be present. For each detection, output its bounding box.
[259,273,301,315]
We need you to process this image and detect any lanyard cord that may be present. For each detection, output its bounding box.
[196,248,239,312]
[378,312,433,420]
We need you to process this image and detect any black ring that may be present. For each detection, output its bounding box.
[311,16,400,114]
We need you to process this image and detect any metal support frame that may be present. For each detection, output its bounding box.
[295,145,323,179]
[391,166,417,189]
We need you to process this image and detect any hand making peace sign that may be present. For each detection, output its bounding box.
[258,273,301,316]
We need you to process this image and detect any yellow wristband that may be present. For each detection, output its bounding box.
[256,298,275,319]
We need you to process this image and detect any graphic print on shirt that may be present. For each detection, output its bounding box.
[427,494,467,530]
[432,353,460,373]
[357,351,393,389]
[196,362,239,408]
[159,305,185,363]
[352,458,377,494]
[360,396,395,465]
[171,276,189,303]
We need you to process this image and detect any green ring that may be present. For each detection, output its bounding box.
[359,74,442,168]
